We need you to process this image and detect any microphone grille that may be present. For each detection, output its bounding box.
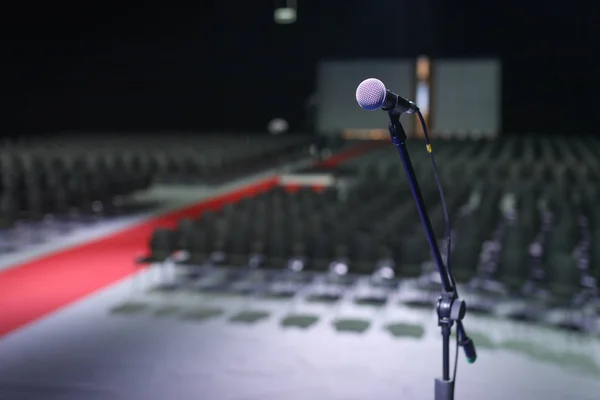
[356,78,387,111]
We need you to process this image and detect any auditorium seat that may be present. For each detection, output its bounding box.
[546,252,581,304]
[137,228,176,266]
[496,227,529,292]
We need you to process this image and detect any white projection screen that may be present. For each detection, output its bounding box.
[316,60,414,136]
[432,59,501,138]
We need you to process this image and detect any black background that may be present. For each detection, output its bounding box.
[2,1,600,137]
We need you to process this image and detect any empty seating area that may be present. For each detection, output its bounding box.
[140,134,313,183]
[13,133,313,184]
[143,135,600,331]
[0,143,155,230]
[0,133,313,247]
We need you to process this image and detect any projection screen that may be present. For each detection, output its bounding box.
[431,59,501,138]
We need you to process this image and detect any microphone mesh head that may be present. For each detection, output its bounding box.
[356,78,387,110]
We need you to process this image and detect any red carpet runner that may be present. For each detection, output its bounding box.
[0,143,383,337]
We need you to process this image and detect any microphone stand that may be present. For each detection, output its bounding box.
[387,110,477,400]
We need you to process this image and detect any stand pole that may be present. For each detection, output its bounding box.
[442,325,450,381]
[386,111,476,400]
[387,112,452,294]
[435,324,455,400]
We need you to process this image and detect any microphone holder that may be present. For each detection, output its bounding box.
[387,111,476,400]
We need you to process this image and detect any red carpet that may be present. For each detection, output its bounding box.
[315,141,385,168]
[0,143,381,337]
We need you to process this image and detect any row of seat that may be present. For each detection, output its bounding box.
[350,137,600,189]
[0,134,315,230]
[143,179,600,307]
[0,151,153,228]
[5,133,314,183]
[340,135,600,305]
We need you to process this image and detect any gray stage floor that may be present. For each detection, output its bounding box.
[0,266,598,400]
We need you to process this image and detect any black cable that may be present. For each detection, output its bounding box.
[415,109,460,383]
[416,110,456,293]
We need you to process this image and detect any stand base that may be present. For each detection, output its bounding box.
[435,378,455,400]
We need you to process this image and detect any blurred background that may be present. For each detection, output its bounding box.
[0,2,599,400]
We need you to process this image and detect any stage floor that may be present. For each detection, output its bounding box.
[0,149,599,400]
[0,271,598,400]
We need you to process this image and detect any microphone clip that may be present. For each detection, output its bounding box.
[436,293,463,327]
[435,293,477,400]
[388,111,407,144]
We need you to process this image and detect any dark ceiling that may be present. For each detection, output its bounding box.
[2,1,600,135]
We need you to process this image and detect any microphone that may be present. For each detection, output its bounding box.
[356,76,478,400]
[355,78,418,114]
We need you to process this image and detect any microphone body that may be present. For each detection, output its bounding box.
[355,78,418,114]
[381,89,418,114]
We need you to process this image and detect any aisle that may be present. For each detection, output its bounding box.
[0,177,278,337]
